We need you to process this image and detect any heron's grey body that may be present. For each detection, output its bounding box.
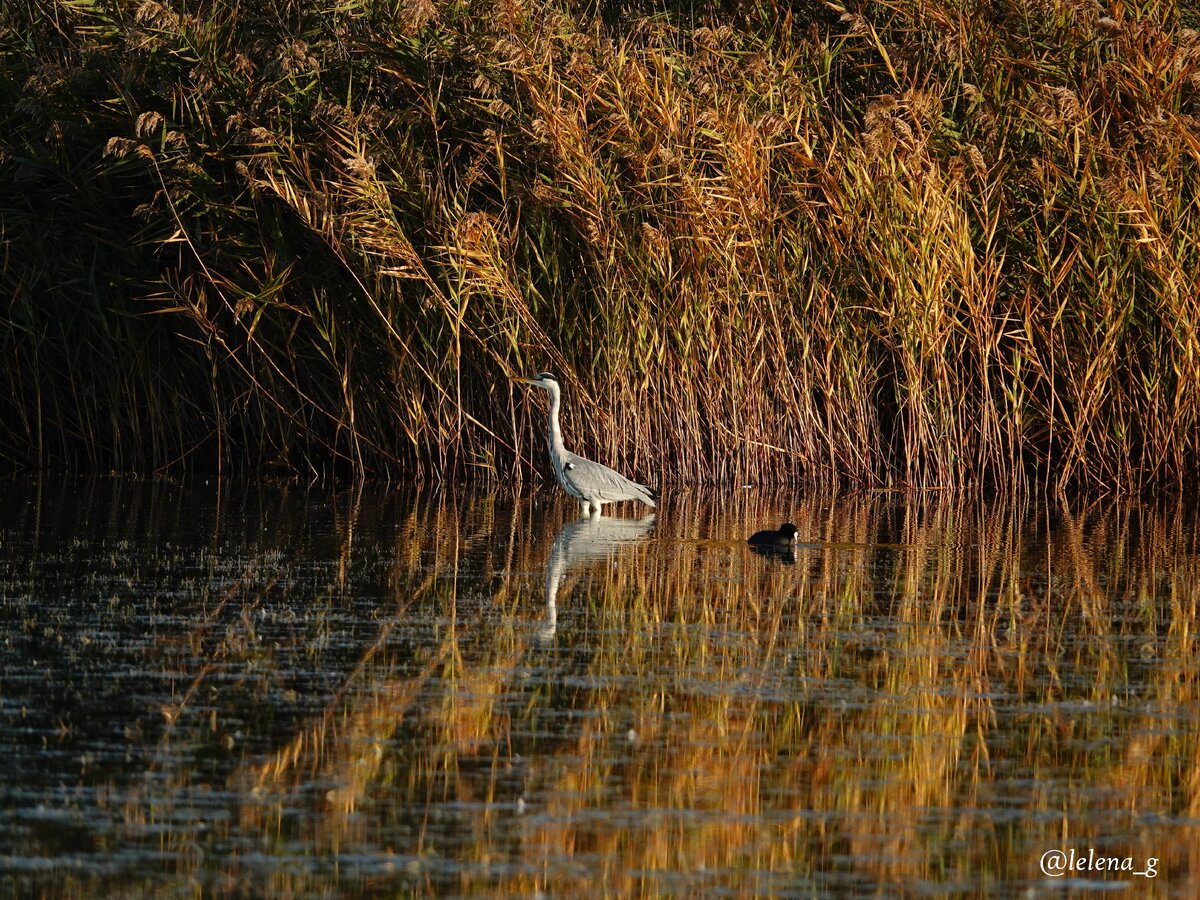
[517,372,658,516]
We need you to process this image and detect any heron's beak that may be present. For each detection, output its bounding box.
[511,375,538,386]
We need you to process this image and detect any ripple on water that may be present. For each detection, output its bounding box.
[2,479,1199,897]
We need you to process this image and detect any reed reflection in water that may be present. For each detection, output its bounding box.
[0,478,1198,896]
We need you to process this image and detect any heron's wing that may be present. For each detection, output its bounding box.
[562,454,657,506]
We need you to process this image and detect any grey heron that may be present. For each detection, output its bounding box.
[747,523,799,547]
[515,372,658,516]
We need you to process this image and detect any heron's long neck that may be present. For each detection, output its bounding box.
[546,385,569,463]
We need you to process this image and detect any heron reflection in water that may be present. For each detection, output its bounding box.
[538,513,657,642]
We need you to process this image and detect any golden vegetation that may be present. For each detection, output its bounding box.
[3,0,1200,488]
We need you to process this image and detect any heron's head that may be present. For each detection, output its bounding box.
[515,372,560,392]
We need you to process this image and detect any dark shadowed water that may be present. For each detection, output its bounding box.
[1,477,1198,897]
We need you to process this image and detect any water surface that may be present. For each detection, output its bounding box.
[1,479,1198,896]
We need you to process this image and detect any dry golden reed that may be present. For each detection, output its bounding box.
[2,0,1200,490]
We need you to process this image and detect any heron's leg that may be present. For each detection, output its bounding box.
[580,500,591,516]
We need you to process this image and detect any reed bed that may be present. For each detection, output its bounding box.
[3,0,1200,489]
